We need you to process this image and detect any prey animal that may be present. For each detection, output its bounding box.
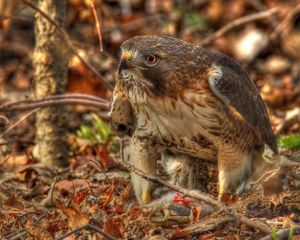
[109,36,278,204]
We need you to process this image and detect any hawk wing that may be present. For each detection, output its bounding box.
[207,55,278,154]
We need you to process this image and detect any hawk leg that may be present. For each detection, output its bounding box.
[128,137,160,204]
[217,148,254,200]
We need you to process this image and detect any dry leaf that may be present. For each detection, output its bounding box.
[95,143,115,170]
[58,201,89,230]
[4,155,30,168]
[99,186,114,207]
[103,217,125,239]
[74,190,89,205]
[4,192,25,210]
[55,179,90,196]
[24,219,54,240]
[170,229,189,239]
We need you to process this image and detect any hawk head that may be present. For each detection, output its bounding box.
[117,36,202,98]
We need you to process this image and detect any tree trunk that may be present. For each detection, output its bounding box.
[33,0,69,167]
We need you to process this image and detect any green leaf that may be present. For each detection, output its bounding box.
[185,12,207,31]
[91,114,112,142]
[76,114,114,144]
[77,126,93,140]
[271,226,280,240]
[278,134,300,150]
[288,227,294,240]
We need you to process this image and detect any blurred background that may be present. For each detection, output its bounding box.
[1,0,300,108]
[1,1,300,239]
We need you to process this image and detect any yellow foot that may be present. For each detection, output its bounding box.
[141,189,151,205]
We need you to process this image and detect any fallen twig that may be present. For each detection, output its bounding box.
[89,157,112,184]
[171,216,235,238]
[201,8,278,46]
[19,0,112,90]
[41,177,58,207]
[0,93,108,107]
[113,157,272,234]
[0,115,10,126]
[0,99,109,113]
[0,94,110,114]
[0,109,38,138]
[56,224,117,240]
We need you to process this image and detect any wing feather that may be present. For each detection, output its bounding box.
[208,55,278,154]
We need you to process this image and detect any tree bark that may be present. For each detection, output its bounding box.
[33,0,69,167]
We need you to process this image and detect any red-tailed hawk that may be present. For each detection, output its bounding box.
[109,36,278,204]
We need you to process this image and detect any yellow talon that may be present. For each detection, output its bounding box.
[141,189,151,205]
[218,184,225,201]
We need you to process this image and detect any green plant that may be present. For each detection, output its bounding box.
[76,114,113,144]
[174,4,208,32]
[288,227,294,240]
[271,226,280,240]
[185,12,207,31]
[271,227,294,240]
[278,134,300,150]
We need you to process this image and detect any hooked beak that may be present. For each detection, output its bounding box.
[118,51,133,74]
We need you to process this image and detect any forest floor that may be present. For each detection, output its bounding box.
[1,0,300,239]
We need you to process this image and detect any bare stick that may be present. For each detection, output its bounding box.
[19,0,112,90]
[36,93,109,103]
[0,115,9,125]
[87,0,103,52]
[89,158,112,184]
[57,224,117,240]
[270,3,300,40]
[0,99,109,113]
[201,8,278,46]
[0,94,109,109]
[246,0,279,30]
[113,157,272,234]
[0,109,38,138]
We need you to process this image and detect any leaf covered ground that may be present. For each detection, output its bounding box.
[1,0,300,239]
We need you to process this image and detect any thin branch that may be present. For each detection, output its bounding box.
[87,0,103,52]
[0,94,110,113]
[56,224,117,240]
[0,4,27,21]
[246,0,279,30]
[270,3,300,40]
[113,157,272,234]
[40,93,109,103]
[0,115,10,126]
[19,0,112,90]
[0,109,38,138]
[0,99,109,113]
[0,93,109,109]
[201,8,278,46]
[89,157,112,184]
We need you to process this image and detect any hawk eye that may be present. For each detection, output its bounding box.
[145,55,158,65]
